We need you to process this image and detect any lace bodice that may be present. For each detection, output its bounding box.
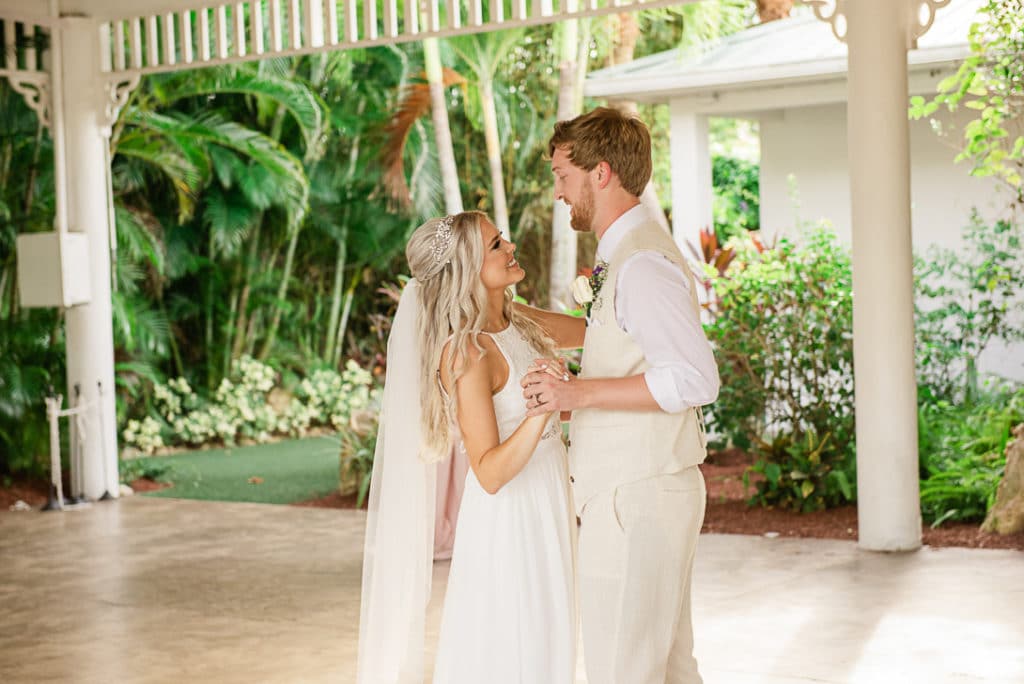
[486,325,563,444]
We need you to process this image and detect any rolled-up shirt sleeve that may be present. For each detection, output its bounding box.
[615,252,720,413]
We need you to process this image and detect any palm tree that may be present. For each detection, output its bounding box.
[0,80,65,476]
[110,63,325,383]
[424,38,465,215]
[382,66,467,213]
[549,15,590,309]
[450,29,527,238]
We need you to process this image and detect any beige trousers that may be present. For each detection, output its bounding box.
[578,467,706,684]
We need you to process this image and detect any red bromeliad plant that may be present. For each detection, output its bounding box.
[688,226,769,299]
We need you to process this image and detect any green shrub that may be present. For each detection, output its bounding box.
[914,213,1024,404]
[119,456,175,485]
[705,227,856,512]
[712,155,760,241]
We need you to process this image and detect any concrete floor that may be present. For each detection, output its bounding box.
[0,498,1021,684]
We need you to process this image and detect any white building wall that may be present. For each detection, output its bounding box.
[759,102,1022,381]
[759,103,1006,248]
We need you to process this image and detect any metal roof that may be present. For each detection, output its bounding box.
[585,0,983,105]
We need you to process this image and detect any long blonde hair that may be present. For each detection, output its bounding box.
[406,211,555,461]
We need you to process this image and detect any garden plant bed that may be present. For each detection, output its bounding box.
[5,447,1021,551]
[296,448,1024,551]
[699,449,1024,551]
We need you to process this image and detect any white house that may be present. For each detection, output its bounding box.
[585,0,1022,382]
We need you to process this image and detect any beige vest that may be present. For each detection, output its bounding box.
[568,220,707,514]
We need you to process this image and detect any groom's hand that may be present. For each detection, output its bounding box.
[522,358,579,417]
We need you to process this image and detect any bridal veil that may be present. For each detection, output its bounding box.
[356,279,437,684]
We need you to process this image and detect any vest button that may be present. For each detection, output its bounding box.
[569,476,575,483]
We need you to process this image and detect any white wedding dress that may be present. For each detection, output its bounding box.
[432,324,577,683]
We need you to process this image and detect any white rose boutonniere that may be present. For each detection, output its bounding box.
[571,261,608,320]
[571,275,593,307]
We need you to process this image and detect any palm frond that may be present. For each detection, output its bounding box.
[450,28,526,83]
[113,122,204,221]
[115,204,166,277]
[184,112,309,225]
[202,186,261,259]
[381,68,466,209]
[164,69,327,163]
[112,291,171,356]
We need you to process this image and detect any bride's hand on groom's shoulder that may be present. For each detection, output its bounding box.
[521,358,577,417]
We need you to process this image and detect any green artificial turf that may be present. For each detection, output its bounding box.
[132,435,341,505]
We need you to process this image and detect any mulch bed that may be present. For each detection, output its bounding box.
[699,448,1024,551]
[292,490,363,509]
[5,450,1021,551]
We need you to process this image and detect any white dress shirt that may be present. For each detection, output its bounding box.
[596,205,720,413]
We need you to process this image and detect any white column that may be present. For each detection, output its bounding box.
[846,0,921,550]
[669,100,712,261]
[59,18,120,500]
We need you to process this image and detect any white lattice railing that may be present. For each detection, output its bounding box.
[100,0,689,76]
[1,17,52,126]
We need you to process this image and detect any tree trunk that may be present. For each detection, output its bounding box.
[258,219,302,360]
[549,15,583,310]
[756,0,793,23]
[480,79,510,238]
[325,226,348,366]
[231,223,261,360]
[334,273,359,366]
[608,14,671,233]
[424,37,464,215]
[205,231,216,391]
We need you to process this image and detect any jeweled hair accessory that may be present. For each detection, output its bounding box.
[431,215,456,265]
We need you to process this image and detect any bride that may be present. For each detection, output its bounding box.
[356,211,581,683]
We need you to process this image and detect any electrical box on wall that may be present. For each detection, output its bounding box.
[16,232,92,308]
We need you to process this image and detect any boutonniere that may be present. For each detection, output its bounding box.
[572,260,608,319]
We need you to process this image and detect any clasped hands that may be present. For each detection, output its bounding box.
[521,357,578,418]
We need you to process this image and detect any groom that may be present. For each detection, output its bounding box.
[522,107,720,683]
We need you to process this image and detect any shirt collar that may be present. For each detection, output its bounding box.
[596,204,649,263]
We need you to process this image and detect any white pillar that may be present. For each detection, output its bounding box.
[669,100,712,261]
[846,0,921,550]
[59,18,120,500]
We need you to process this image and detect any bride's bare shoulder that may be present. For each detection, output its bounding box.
[439,333,505,392]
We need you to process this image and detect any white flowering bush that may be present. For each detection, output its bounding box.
[280,397,317,437]
[295,360,380,433]
[122,416,165,455]
[121,355,381,452]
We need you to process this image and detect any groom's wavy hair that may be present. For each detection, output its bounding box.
[548,107,652,197]
[406,211,555,459]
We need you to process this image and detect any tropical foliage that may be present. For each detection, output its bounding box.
[918,384,1024,526]
[712,154,760,240]
[911,212,1024,525]
[1,6,756,480]
[0,82,64,475]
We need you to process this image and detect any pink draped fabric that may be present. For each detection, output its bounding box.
[434,444,469,560]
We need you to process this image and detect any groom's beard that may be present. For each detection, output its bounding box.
[569,180,595,233]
